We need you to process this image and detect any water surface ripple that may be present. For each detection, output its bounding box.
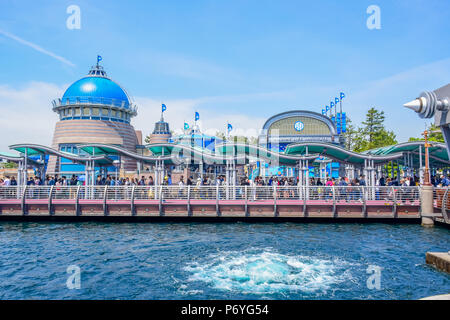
[0,222,449,299]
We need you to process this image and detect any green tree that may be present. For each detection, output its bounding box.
[353,107,397,152]
[2,161,17,169]
[215,131,226,141]
[342,117,358,151]
[408,123,444,143]
[215,131,258,145]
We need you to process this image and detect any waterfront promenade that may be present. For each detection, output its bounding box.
[1,185,446,221]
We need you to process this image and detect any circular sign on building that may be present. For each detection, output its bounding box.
[294,121,304,132]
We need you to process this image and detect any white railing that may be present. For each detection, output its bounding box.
[0,185,421,204]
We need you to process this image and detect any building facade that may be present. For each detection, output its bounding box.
[258,110,343,178]
[258,110,341,152]
[47,63,139,174]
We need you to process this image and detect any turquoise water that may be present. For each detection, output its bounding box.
[0,222,449,299]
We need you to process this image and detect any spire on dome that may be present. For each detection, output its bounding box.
[88,55,108,78]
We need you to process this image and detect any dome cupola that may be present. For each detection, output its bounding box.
[52,58,137,123]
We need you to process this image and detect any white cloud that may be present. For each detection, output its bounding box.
[0,81,269,155]
[0,29,75,67]
[134,95,267,139]
[0,82,63,152]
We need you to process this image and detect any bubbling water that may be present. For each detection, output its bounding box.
[184,249,355,295]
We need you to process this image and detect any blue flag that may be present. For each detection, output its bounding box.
[340,92,345,100]
[335,97,340,105]
[97,55,102,63]
[195,112,200,121]
[162,103,167,112]
[227,123,233,133]
[330,101,335,109]
[184,122,189,130]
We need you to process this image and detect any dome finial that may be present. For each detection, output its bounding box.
[96,55,102,67]
[88,55,108,78]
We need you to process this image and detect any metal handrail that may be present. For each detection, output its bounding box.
[0,185,422,204]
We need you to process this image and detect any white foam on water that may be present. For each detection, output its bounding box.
[184,249,355,295]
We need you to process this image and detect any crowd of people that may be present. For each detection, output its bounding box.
[0,176,17,186]
[1,173,449,189]
[0,171,447,204]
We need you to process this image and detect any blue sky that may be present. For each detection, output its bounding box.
[0,0,449,150]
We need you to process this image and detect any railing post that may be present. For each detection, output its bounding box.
[273,185,277,217]
[392,186,397,218]
[131,185,136,216]
[21,185,28,215]
[159,185,163,216]
[303,186,307,217]
[442,188,450,224]
[332,186,336,218]
[48,185,55,216]
[75,185,81,216]
[244,185,248,217]
[216,185,220,217]
[362,186,367,217]
[187,185,191,216]
[103,185,108,216]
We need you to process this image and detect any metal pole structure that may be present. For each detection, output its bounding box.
[305,146,310,200]
[84,161,88,186]
[334,102,337,127]
[421,130,434,227]
[371,160,376,199]
[17,160,22,187]
[424,131,431,185]
[24,148,28,186]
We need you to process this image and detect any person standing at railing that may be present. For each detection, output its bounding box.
[359,175,366,186]
[193,177,201,199]
[325,178,333,201]
[178,176,185,198]
[3,176,10,187]
[137,176,146,199]
[215,175,224,200]
[69,175,77,198]
[440,175,449,187]
[379,176,385,187]
[398,179,408,204]
[337,177,348,202]
[288,178,295,198]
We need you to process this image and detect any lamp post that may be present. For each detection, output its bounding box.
[113,159,121,200]
[420,129,434,227]
[422,130,431,186]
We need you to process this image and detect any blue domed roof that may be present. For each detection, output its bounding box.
[62,76,130,108]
